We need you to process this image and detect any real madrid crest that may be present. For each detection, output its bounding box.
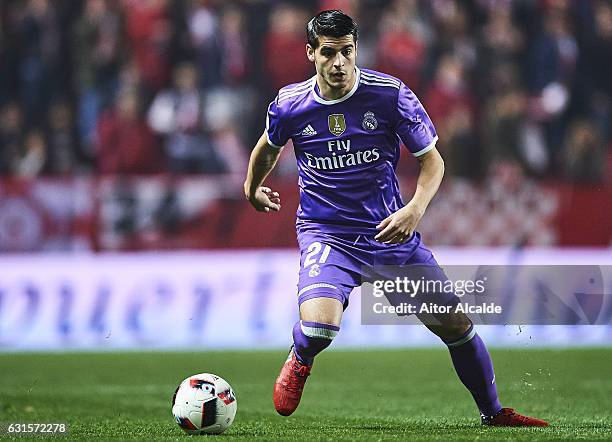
[362,111,378,131]
[328,114,346,136]
[309,264,321,277]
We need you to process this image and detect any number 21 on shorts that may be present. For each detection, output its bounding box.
[304,242,331,268]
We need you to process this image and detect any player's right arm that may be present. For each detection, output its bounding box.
[243,130,283,212]
[245,94,292,212]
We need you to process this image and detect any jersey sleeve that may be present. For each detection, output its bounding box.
[394,83,438,157]
[265,96,290,149]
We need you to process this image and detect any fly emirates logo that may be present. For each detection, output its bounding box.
[304,139,380,171]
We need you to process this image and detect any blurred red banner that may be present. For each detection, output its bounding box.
[0,176,609,252]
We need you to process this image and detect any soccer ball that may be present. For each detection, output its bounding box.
[172,373,237,435]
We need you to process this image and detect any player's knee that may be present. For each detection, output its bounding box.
[435,324,471,342]
[299,296,343,326]
[427,312,472,342]
[292,320,339,360]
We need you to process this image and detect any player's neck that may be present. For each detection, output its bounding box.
[316,72,357,101]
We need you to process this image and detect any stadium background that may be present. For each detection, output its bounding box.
[1,1,611,440]
[0,0,610,349]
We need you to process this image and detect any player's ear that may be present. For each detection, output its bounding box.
[306,44,315,62]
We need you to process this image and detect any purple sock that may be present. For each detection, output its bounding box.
[445,325,502,417]
[292,320,339,365]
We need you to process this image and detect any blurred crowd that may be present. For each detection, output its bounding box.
[0,0,610,182]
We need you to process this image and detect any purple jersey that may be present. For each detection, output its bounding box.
[266,67,438,234]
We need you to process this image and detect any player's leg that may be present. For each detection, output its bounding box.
[418,309,502,419]
[274,232,361,416]
[274,294,346,416]
[292,296,343,365]
[420,309,548,426]
[380,238,548,426]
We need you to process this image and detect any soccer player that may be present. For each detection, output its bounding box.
[244,10,548,427]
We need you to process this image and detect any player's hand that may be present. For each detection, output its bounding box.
[374,202,424,244]
[246,186,282,213]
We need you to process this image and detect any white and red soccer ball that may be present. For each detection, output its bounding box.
[172,373,237,435]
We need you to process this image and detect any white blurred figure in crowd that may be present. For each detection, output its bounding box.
[14,130,48,178]
[189,0,221,88]
[526,6,578,172]
[148,62,227,174]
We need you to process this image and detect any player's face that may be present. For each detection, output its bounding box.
[307,35,357,92]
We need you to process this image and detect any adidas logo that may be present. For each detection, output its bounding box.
[301,125,317,136]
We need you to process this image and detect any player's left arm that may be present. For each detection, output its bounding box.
[377,82,443,244]
[375,147,444,244]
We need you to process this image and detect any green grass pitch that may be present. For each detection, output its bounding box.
[1,348,610,441]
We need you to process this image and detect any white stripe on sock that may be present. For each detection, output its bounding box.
[300,321,338,340]
[446,327,476,347]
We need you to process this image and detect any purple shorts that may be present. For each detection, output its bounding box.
[296,227,459,310]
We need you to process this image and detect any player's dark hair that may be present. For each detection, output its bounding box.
[307,10,358,49]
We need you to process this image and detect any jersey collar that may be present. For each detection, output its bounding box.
[312,67,361,105]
